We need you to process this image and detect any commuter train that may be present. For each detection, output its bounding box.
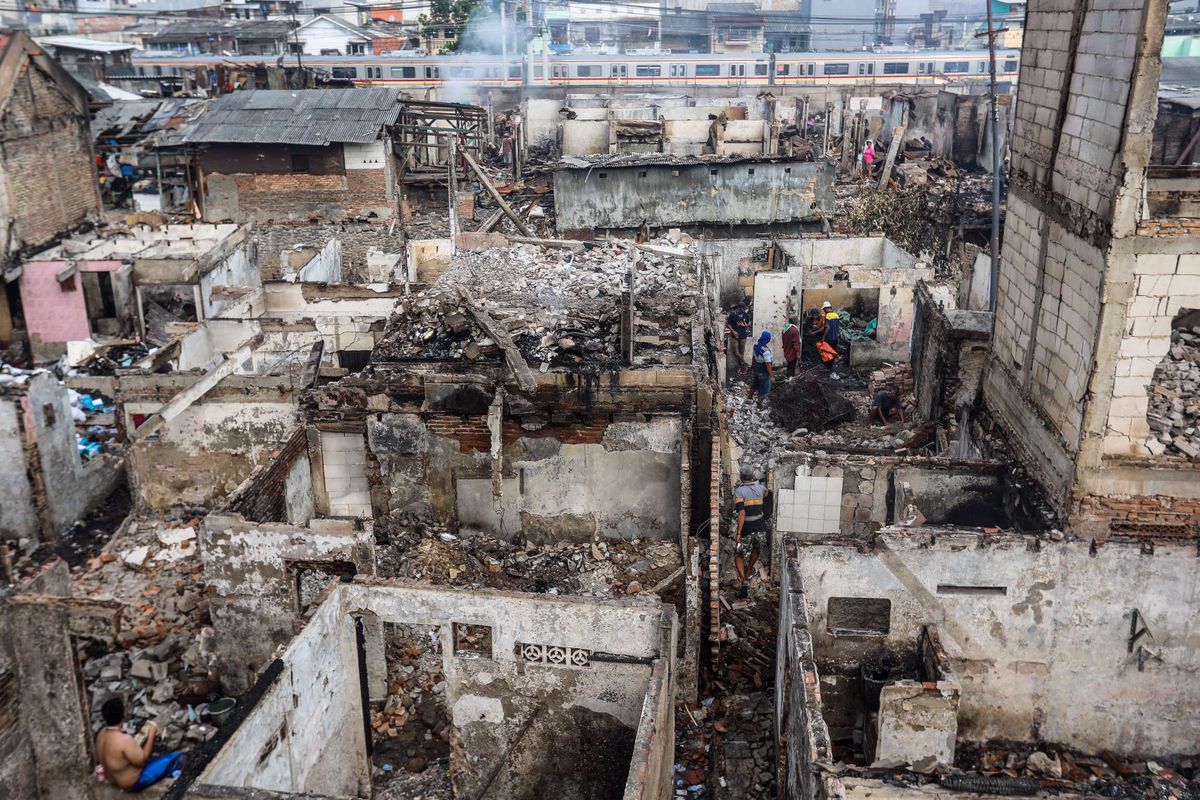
[128,49,1022,89]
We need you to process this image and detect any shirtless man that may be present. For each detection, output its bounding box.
[96,698,183,791]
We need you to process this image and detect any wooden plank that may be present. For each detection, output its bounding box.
[130,334,264,441]
[460,149,532,237]
[456,286,535,393]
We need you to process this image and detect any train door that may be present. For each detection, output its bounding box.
[612,64,628,81]
[729,62,746,82]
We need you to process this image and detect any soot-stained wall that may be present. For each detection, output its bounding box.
[793,531,1200,757]
[367,414,684,542]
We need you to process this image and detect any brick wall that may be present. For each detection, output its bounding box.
[0,60,101,254]
[206,168,392,224]
[250,220,403,283]
[1073,492,1200,539]
[222,426,309,522]
[424,415,611,453]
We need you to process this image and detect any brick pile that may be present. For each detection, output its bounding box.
[869,362,914,397]
[1147,324,1200,459]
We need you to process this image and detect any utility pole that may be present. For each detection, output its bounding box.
[983,0,1002,313]
[500,0,508,87]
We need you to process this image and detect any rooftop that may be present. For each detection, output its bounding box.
[180,88,405,146]
[35,36,137,53]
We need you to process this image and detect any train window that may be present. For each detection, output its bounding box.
[636,65,662,77]
[1003,59,1017,72]
[331,67,357,79]
[867,62,874,75]
[577,65,602,78]
[509,64,522,78]
[824,63,849,75]
[552,65,563,78]
[775,63,789,76]
[883,62,908,74]
[858,63,866,75]
[978,61,988,73]
[695,64,721,77]
[943,61,969,73]
[808,64,815,75]
[391,66,416,78]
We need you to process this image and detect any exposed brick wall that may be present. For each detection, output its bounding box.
[221,425,308,522]
[0,60,100,254]
[424,415,611,453]
[1073,492,1200,540]
[250,220,403,283]
[207,168,392,224]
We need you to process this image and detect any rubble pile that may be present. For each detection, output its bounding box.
[1147,324,1200,460]
[371,625,451,799]
[868,363,915,397]
[73,516,218,751]
[768,372,857,432]
[81,629,220,752]
[726,382,926,470]
[950,742,1200,800]
[378,524,683,599]
[375,236,698,368]
[837,176,995,275]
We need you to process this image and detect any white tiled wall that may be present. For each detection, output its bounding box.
[321,431,372,518]
[777,468,844,534]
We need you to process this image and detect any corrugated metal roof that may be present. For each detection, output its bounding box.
[182,88,405,146]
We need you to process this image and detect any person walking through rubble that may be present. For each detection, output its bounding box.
[750,331,774,407]
[863,140,877,179]
[802,307,825,364]
[733,466,769,599]
[724,302,752,376]
[782,316,801,377]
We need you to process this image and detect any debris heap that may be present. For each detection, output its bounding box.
[375,236,698,368]
[1147,324,1200,460]
[768,372,857,431]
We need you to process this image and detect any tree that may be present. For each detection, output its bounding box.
[419,0,486,53]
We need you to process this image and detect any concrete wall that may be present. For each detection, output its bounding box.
[198,239,258,321]
[776,543,840,800]
[122,375,300,511]
[340,582,676,800]
[699,238,771,307]
[793,531,1200,756]
[200,514,376,694]
[0,400,39,543]
[985,0,1174,514]
[195,581,677,800]
[367,413,683,542]
[0,597,40,799]
[250,222,403,283]
[196,589,370,797]
[25,373,123,536]
[748,237,931,365]
[554,159,833,232]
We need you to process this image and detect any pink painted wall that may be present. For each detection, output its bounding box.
[19,260,91,344]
